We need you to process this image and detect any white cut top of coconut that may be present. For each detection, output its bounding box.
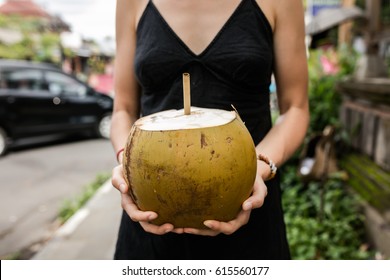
[136,107,237,131]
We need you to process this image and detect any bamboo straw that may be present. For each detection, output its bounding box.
[182,73,191,115]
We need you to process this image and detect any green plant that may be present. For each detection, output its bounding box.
[3,251,22,260]
[281,165,373,259]
[88,56,106,74]
[308,75,342,134]
[58,173,111,223]
[306,47,359,135]
[0,15,61,63]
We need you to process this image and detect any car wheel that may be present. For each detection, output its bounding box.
[96,114,111,139]
[0,127,9,156]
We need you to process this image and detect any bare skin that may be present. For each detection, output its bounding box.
[111,0,309,236]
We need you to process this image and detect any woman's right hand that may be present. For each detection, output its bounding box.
[111,164,184,235]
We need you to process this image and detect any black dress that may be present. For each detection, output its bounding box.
[114,0,290,259]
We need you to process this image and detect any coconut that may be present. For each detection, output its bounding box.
[122,74,257,228]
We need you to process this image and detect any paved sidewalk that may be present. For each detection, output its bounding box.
[32,180,122,260]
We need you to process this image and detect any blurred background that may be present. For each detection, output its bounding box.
[0,0,115,93]
[0,0,389,260]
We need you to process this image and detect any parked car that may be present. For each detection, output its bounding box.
[0,59,113,156]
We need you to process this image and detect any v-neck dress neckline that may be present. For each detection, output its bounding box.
[149,0,246,58]
[116,0,291,261]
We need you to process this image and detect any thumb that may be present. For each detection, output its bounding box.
[243,177,267,211]
[112,164,128,194]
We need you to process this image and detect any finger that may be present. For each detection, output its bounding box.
[140,222,175,235]
[183,227,220,236]
[171,228,185,234]
[120,192,179,235]
[243,178,267,211]
[183,210,251,236]
[121,193,157,222]
[111,165,128,193]
[204,210,251,235]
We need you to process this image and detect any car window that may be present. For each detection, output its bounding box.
[0,69,44,91]
[45,71,87,97]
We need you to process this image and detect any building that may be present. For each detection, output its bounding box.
[0,0,70,32]
[0,0,50,18]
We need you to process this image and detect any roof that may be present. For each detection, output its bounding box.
[0,0,51,18]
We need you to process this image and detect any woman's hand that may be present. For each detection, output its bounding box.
[112,160,268,236]
[183,173,268,236]
[112,164,185,235]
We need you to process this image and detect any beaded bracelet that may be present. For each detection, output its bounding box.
[116,148,125,163]
[257,153,277,181]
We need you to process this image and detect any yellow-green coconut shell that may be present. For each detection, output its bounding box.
[122,107,257,228]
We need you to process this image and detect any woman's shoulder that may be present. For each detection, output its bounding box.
[255,0,305,31]
[118,0,148,8]
[254,0,276,30]
[116,0,149,29]
[269,0,305,19]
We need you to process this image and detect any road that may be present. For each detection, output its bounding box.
[0,136,117,259]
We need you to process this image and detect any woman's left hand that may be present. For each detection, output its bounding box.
[182,173,268,236]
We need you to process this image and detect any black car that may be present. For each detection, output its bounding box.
[0,59,113,156]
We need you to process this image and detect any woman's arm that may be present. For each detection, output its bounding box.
[111,0,179,235]
[111,0,140,157]
[187,0,309,236]
[255,0,309,180]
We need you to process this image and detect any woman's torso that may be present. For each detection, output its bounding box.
[114,0,290,260]
[134,0,275,143]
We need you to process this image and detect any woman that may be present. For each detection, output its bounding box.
[111,0,309,259]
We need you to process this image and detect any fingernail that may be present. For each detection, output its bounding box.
[119,183,126,193]
[148,213,157,220]
[204,221,213,229]
[243,201,252,211]
[165,225,174,233]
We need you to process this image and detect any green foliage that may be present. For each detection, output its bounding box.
[88,56,106,74]
[308,75,341,134]
[306,47,359,134]
[0,38,34,60]
[0,15,43,32]
[337,45,360,76]
[58,173,111,223]
[38,33,61,58]
[281,165,372,260]
[279,47,375,260]
[3,251,22,260]
[0,15,61,63]
[381,2,390,25]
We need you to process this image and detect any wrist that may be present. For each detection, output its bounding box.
[257,153,277,181]
[257,160,270,181]
[116,148,125,164]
